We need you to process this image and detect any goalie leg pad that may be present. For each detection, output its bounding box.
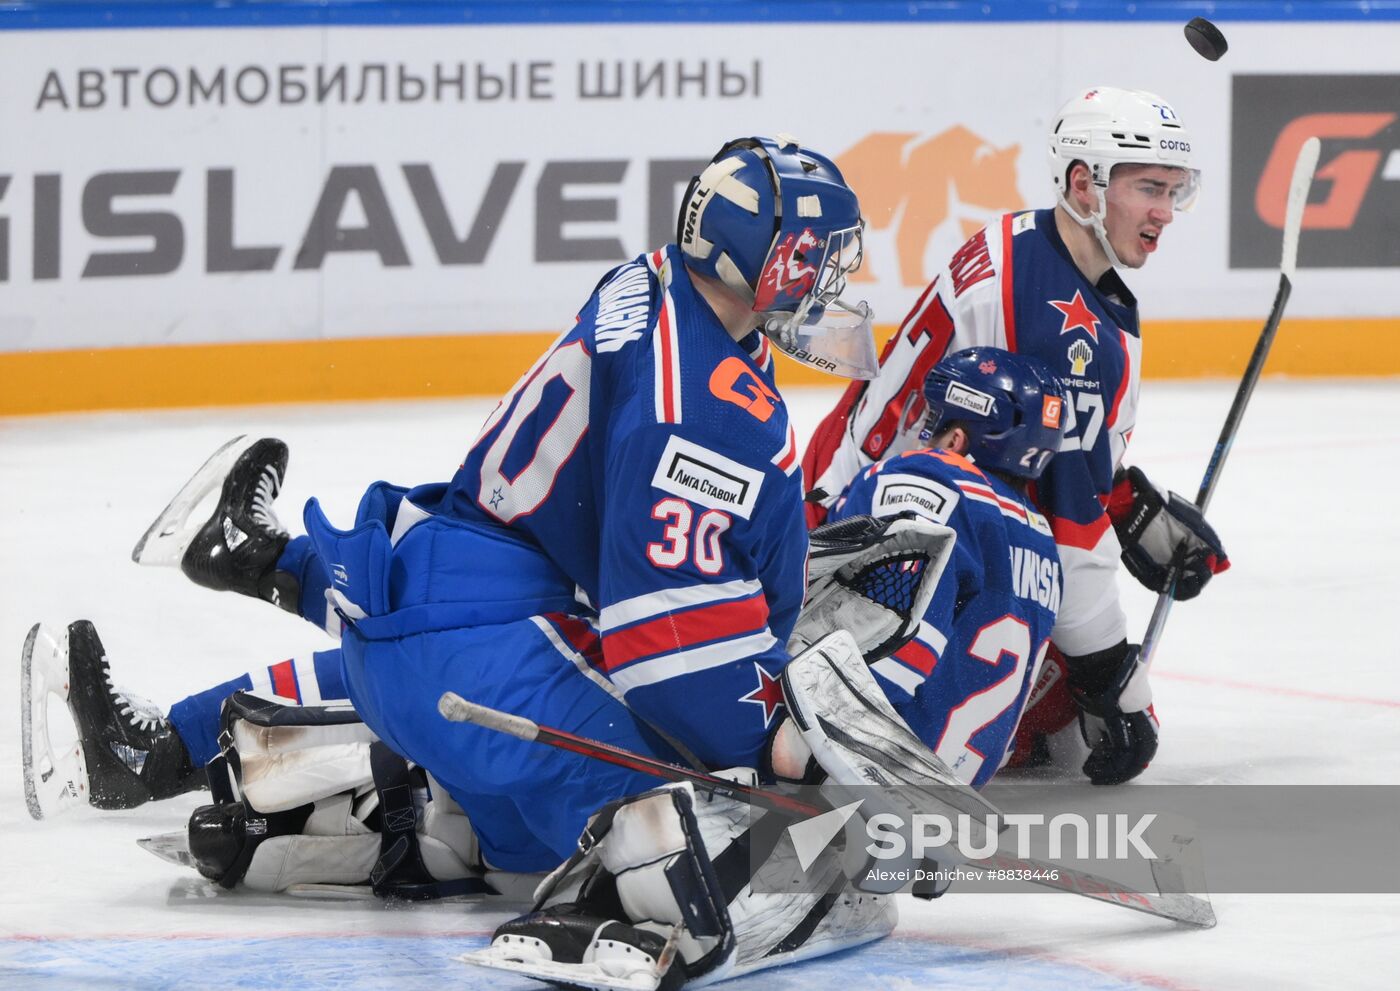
[192,694,489,897]
[467,776,896,990]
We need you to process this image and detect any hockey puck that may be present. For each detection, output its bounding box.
[1183,17,1228,61]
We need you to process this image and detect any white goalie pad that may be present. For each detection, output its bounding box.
[131,434,256,566]
[464,776,895,991]
[782,630,1002,872]
[791,515,956,661]
[21,623,89,820]
[228,712,378,813]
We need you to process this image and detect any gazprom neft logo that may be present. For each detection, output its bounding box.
[651,435,764,519]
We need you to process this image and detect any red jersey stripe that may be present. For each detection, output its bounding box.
[602,594,770,671]
[1001,212,1018,352]
[1107,327,1132,428]
[545,613,603,666]
[894,638,939,677]
[269,659,299,702]
[1050,511,1111,550]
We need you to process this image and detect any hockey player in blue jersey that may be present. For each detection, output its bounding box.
[26,134,972,986]
[450,352,1066,990]
[25,134,875,835]
[827,347,1064,789]
[802,87,1231,786]
[765,347,1067,793]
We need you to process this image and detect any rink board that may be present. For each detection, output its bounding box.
[2,2,1399,411]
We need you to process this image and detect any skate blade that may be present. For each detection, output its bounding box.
[137,831,197,869]
[132,434,254,566]
[458,946,664,991]
[21,623,90,820]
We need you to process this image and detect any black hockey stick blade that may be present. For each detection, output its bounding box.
[1142,136,1320,667]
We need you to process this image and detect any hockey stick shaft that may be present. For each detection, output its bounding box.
[1141,136,1320,667]
[436,691,820,817]
[437,691,1214,927]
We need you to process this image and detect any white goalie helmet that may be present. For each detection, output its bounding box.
[1048,86,1200,268]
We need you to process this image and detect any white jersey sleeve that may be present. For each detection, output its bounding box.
[803,220,1010,515]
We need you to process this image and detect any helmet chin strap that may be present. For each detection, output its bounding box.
[1057,186,1124,271]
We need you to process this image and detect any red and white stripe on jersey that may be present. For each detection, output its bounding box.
[1000,212,1020,352]
[597,578,777,694]
[771,423,799,476]
[1106,326,1136,431]
[648,249,683,424]
[871,621,950,697]
[748,333,773,374]
[1047,511,1112,552]
[246,655,329,705]
[536,612,604,668]
[954,478,1030,526]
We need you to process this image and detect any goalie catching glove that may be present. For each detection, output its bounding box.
[792,512,956,661]
[1108,465,1229,601]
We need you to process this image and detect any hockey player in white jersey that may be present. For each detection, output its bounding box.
[803,87,1231,785]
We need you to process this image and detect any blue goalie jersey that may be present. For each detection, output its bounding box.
[424,245,808,770]
[830,448,1061,788]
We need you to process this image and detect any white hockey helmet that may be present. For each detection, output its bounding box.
[1048,87,1200,267]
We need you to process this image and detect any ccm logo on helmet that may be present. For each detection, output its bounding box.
[1159,139,1192,153]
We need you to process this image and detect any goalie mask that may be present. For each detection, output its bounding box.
[1048,86,1201,268]
[678,135,877,379]
[921,347,1068,480]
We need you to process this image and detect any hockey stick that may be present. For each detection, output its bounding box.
[436,692,819,818]
[437,691,1216,928]
[1141,136,1321,668]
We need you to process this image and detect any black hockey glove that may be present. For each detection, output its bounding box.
[1066,641,1158,786]
[1107,465,1229,601]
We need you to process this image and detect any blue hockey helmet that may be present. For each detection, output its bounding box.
[921,347,1068,479]
[677,135,876,379]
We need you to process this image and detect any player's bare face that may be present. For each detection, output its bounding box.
[1104,166,1190,268]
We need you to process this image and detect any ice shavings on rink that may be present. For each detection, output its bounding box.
[3,380,1399,990]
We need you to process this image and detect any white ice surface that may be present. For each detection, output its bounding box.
[3,380,1399,989]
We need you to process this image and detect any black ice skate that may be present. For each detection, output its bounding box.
[22,621,203,818]
[133,435,300,613]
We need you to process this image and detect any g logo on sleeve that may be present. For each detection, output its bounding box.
[709,356,780,423]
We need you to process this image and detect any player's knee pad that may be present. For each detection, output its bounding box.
[469,776,895,989]
[190,692,487,898]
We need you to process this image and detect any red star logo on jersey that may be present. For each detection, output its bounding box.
[1049,290,1101,343]
[740,663,785,728]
